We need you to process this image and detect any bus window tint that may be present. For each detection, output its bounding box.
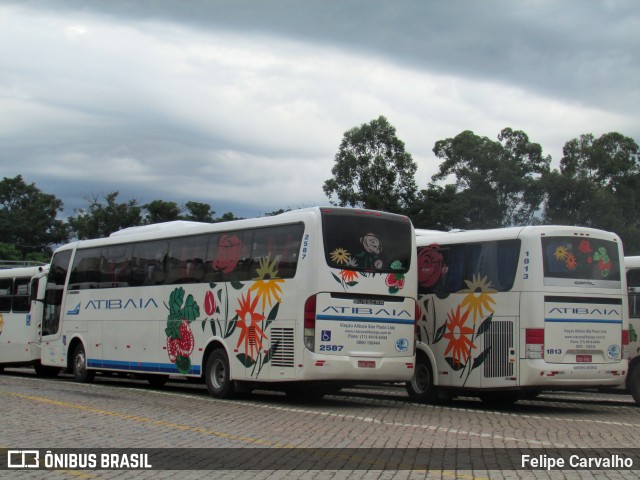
[628,269,640,318]
[167,235,208,284]
[322,211,411,273]
[69,248,103,289]
[251,224,304,280]
[420,240,520,295]
[0,279,11,312]
[43,250,72,336]
[12,277,31,313]
[542,237,621,282]
[103,245,132,287]
[132,241,168,286]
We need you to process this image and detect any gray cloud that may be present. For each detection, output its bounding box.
[0,0,638,220]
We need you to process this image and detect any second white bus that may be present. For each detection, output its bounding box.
[0,265,58,375]
[408,226,628,405]
[38,207,418,398]
[624,256,640,404]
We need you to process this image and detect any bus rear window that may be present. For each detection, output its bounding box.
[322,210,412,273]
[542,237,621,287]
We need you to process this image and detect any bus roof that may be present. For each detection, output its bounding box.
[625,256,640,270]
[0,265,48,278]
[54,207,411,253]
[415,225,621,246]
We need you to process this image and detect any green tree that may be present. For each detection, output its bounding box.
[543,132,640,253]
[323,116,418,213]
[183,201,215,223]
[0,175,68,258]
[416,128,550,229]
[144,200,181,224]
[67,191,143,239]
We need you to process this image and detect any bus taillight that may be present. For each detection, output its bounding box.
[622,330,630,359]
[525,328,544,359]
[304,295,316,351]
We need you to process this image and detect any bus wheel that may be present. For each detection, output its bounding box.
[406,357,438,403]
[205,349,235,399]
[629,364,640,405]
[34,362,61,378]
[72,343,95,383]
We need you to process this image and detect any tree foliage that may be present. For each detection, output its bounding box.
[0,175,68,258]
[543,132,640,253]
[323,116,418,213]
[416,128,550,229]
[67,191,143,240]
[144,200,181,224]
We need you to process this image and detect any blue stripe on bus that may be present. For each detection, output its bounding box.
[544,318,622,324]
[317,315,414,324]
[87,359,201,375]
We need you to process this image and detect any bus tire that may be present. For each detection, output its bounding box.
[406,356,439,403]
[72,343,95,383]
[205,349,235,399]
[629,364,640,405]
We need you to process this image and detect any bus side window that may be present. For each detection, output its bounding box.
[132,241,168,286]
[12,277,31,313]
[627,270,640,318]
[0,279,12,312]
[103,245,132,288]
[276,225,304,279]
[166,235,207,285]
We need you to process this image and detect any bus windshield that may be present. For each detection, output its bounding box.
[321,209,412,273]
[542,236,621,288]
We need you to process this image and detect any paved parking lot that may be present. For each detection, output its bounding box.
[0,369,638,479]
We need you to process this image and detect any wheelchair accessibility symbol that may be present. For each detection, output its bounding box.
[321,330,332,342]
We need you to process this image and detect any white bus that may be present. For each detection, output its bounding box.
[624,256,640,404]
[0,265,58,375]
[38,207,417,398]
[408,226,628,405]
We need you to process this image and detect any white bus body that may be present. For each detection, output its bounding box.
[623,256,640,404]
[39,207,417,398]
[409,226,628,405]
[0,265,55,374]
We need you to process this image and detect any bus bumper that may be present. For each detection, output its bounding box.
[297,353,415,382]
[519,359,627,387]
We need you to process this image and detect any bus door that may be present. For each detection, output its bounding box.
[41,250,73,367]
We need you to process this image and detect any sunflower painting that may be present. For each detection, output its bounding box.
[250,253,285,311]
[459,274,496,324]
[432,275,497,386]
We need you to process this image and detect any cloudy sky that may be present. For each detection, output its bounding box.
[1,0,638,219]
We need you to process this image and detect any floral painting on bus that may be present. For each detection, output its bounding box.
[329,232,407,294]
[417,243,500,385]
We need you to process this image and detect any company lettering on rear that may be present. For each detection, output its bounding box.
[548,307,620,316]
[322,306,412,318]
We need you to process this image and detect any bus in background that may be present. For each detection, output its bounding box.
[38,207,417,398]
[409,226,628,405]
[0,264,59,376]
[624,256,640,404]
